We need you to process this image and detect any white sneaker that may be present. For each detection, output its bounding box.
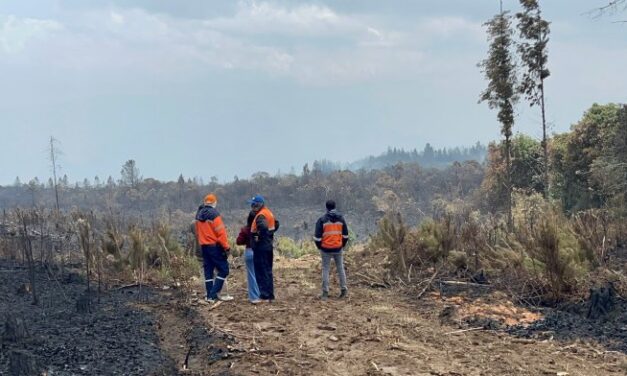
[219,295,234,301]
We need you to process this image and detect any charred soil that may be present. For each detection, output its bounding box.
[1,255,625,375]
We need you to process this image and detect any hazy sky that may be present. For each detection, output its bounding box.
[1,0,625,185]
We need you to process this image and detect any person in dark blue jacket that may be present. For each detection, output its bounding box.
[314,200,349,300]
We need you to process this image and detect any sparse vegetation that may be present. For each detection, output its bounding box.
[0,1,626,374]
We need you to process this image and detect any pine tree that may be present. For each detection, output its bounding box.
[479,3,519,229]
[517,0,551,197]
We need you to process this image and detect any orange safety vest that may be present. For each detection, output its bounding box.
[251,206,276,233]
[195,215,229,249]
[321,221,344,249]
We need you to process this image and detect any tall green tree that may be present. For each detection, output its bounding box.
[591,104,627,212]
[517,0,551,197]
[481,135,543,213]
[479,4,519,229]
[550,103,623,212]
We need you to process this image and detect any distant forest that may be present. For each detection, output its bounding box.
[0,142,487,240]
[307,142,486,174]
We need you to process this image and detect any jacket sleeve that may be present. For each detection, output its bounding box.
[236,226,249,246]
[195,206,204,222]
[313,217,323,250]
[194,220,202,245]
[341,218,349,248]
[212,215,229,250]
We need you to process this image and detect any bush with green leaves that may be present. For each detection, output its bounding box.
[275,236,318,259]
[513,193,590,301]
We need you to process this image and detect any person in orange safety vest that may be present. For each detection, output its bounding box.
[313,200,349,300]
[248,195,279,302]
[195,193,230,302]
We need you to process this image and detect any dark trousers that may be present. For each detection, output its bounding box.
[201,245,229,299]
[253,246,274,300]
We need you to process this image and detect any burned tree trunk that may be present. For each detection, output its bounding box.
[16,283,32,296]
[8,349,39,376]
[16,209,38,306]
[587,282,615,319]
[3,316,29,343]
[76,293,91,314]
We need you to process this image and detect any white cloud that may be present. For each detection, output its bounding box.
[418,16,483,40]
[205,1,352,36]
[110,11,125,25]
[0,4,485,85]
[0,15,62,54]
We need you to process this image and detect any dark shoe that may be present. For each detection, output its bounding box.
[320,291,329,301]
[339,289,348,299]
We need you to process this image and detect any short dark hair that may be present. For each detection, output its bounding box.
[325,200,336,211]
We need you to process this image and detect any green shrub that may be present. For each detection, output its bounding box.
[275,236,317,259]
[515,200,590,301]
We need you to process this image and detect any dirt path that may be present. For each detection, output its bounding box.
[163,255,626,376]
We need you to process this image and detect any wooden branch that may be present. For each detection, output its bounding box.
[445,327,484,335]
[416,268,440,300]
[440,280,491,287]
[114,283,143,290]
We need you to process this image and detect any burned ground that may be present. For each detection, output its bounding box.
[1,254,626,375]
[0,261,178,375]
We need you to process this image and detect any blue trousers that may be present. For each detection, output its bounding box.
[201,245,229,299]
[244,248,260,301]
[321,251,347,293]
[253,246,274,300]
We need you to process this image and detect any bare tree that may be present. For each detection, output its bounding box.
[587,1,627,22]
[16,209,38,305]
[49,137,62,211]
[592,0,627,15]
[120,159,142,188]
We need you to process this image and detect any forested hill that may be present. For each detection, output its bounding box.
[307,142,487,174]
[347,142,487,171]
[1,101,623,241]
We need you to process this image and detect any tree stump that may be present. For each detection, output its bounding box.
[16,283,32,296]
[8,349,39,376]
[3,316,28,343]
[64,272,83,284]
[439,305,460,326]
[76,294,91,313]
[587,282,615,319]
